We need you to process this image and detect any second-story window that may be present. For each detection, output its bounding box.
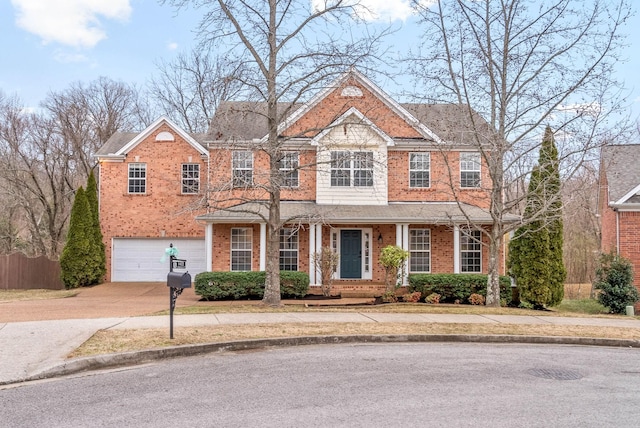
[460,152,481,188]
[128,163,146,194]
[409,152,430,188]
[278,152,299,188]
[330,151,373,187]
[181,164,199,194]
[232,151,253,187]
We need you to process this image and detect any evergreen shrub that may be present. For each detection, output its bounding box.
[408,274,511,304]
[595,253,639,314]
[195,271,309,300]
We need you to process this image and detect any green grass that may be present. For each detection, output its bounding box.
[555,299,609,315]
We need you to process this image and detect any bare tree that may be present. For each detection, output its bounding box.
[164,0,387,305]
[0,95,75,257]
[0,79,149,258]
[410,0,633,306]
[42,77,147,177]
[562,162,600,284]
[148,50,248,133]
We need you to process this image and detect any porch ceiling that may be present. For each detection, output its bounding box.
[196,201,519,225]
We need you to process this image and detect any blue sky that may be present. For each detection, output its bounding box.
[1,0,639,120]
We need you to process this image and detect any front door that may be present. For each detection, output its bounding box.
[340,230,362,279]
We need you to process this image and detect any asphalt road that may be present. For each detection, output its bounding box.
[2,342,640,427]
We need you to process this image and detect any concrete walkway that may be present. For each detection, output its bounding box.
[3,311,640,386]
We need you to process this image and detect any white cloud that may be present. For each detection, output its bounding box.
[11,0,132,48]
[167,42,179,51]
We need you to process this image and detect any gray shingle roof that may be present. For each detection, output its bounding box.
[95,132,138,156]
[601,144,640,203]
[203,101,490,144]
[196,201,518,224]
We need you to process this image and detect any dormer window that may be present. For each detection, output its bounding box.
[330,151,373,187]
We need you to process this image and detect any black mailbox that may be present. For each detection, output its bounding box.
[167,271,192,289]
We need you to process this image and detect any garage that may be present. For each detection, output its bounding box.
[112,238,207,282]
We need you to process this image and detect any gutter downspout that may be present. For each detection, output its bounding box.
[616,209,620,255]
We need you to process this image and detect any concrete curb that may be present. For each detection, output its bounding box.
[8,334,640,386]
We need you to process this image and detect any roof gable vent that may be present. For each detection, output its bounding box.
[341,86,363,97]
[156,131,175,142]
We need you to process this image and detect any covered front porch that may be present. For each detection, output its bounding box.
[196,201,502,289]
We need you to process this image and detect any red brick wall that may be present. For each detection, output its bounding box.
[99,124,207,281]
[284,78,423,139]
[387,150,491,208]
[617,212,640,306]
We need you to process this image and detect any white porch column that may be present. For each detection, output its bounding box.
[453,224,460,273]
[259,222,267,271]
[309,224,316,285]
[402,224,409,285]
[395,223,402,247]
[205,223,213,272]
[316,224,323,258]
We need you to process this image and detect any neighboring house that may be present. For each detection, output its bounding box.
[598,144,640,306]
[96,70,507,291]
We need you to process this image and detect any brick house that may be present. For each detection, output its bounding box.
[96,70,507,292]
[598,144,640,306]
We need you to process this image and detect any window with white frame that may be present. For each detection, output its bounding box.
[409,229,430,272]
[231,228,252,271]
[330,151,373,187]
[279,227,298,271]
[460,152,481,188]
[128,163,146,194]
[181,163,199,194]
[409,152,430,188]
[232,151,253,187]
[278,152,299,188]
[460,229,482,272]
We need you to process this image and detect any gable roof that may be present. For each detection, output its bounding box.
[272,69,442,144]
[95,116,208,159]
[310,106,395,147]
[601,144,640,205]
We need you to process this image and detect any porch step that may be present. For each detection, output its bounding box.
[340,289,384,298]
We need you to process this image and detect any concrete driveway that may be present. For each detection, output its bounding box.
[0,282,203,323]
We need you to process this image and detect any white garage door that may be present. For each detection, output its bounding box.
[112,238,207,282]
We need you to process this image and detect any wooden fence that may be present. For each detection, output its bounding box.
[0,253,63,290]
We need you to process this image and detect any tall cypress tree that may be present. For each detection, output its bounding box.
[508,126,565,308]
[60,187,103,288]
[539,127,566,305]
[85,170,106,282]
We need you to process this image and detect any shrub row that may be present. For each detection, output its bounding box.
[194,271,309,300]
[408,274,512,304]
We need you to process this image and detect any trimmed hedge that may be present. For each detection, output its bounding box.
[195,271,310,300]
[408,274,512,304]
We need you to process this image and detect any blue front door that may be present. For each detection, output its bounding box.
[340,230,362,279]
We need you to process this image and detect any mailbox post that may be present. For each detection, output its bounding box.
[166,243,190,339]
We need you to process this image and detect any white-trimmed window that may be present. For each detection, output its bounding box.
[128,163,146,194]
[409,229,430,272]
[409,153,430,188]
[279,227,298,271]
[181,163,199,194]
[231,228,252,271]
[330,151,373,187]
[460,152,481,188]
[279,152,299,188]
[232,151,253,187]
[460,229,482,272]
